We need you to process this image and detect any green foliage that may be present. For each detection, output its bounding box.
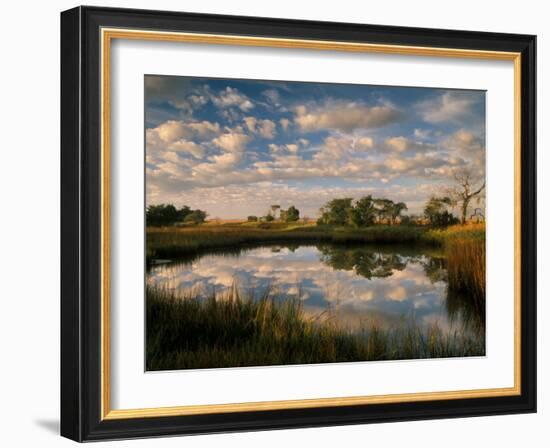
[392,202,408,223]
[183,209,207,224]
[247,215,258,222]
[349,195,376,226]
[424,197,458,227]
[284,205,300,222]
[319,196,408,227]
[146,203,206,226]
[319,246,407,279]
[373,199,407,224]
[373,198,394,223]
[264,214,275,222]
[319,198,353,225]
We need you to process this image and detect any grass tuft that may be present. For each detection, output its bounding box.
[146,285,485,371]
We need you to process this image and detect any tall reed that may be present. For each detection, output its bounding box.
[146,285,485,371]
[445,237,486,306]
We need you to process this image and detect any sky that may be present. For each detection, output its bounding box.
[145,75,486,219]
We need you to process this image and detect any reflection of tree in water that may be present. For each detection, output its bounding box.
[446,288,485,335]
[420,256,485,335]
[153,242,485,337]
[318,245,485,336]
[317,245,407,279]
[422,256,448,284]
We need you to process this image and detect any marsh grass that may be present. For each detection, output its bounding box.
[146,223,486,370]
[146,285,485,371]
[146,224,430,260]
[446,237,485,305]
[429,224,486,308]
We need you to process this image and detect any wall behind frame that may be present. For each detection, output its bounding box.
[0,0,546,447]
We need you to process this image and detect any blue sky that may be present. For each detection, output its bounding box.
[145,75,485,219]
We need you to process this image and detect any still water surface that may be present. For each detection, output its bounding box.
[147,243,483,336]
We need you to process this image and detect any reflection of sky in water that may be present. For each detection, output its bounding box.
[148,245,472,335]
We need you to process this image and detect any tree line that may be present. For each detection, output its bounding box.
[318,170,484,228]
[317,196,407,226]
[247,205,300,223]
[146,204,207,226]
[317,193,478,228]
[146,170,484,228]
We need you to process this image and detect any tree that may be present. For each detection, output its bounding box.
[264,214,274,222]
[373,199,395,224]
[183,209,207,224]
[323,198,353,225]
[247,215,258,222]
[284,205,300,222]
[146,203,206,226]
[317,207,329,225]
[390,202,408,225]
[349,195,376,227]
[146,204,179,226]
[424,196,458,227]
[449,169,485,224]
[399,215,412,226]
[177,205,192,222]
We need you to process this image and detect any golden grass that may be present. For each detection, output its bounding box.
[146,285,485,370]
[446,237,486,304]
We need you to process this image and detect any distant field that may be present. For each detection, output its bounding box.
[146,222,433,259]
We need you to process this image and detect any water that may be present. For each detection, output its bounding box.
[147,243,484,337]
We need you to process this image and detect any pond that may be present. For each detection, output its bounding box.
[147,243,484,339]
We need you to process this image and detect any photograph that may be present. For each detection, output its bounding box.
[144,75,487,371]
[56,5,537,442]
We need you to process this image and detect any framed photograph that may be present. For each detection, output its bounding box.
[60,6,536,441]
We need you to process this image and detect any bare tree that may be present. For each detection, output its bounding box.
[449,169,485,224]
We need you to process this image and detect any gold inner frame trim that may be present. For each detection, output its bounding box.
[100,27,522,420]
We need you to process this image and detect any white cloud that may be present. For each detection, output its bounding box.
[146,121,216,160]
[243,116,257,133]
[188,94,208,106]
[294,101,401,132]
[354,137,374,151]
[208,152,242,168]
[385,136,409,152]
[313,135,353,160]
[154,120,187,142]
[379,136,438,155]
[169,140,204,158]
[269,138,309,154]
[414,128,431,139]
[149,119,221,144]
[280,118,291,131]
[418,92,480,123]
[212,86,254,111]
[442,129,485,174]
[258,120,276,139]
[243,116,276,139]
[286,144,299,153]
[262,89,280,104]
[186,121,221,137]
[212,131,250,153]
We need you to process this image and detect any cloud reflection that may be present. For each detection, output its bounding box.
[148,245,483,336]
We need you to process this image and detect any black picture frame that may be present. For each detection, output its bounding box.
[61,5,536,442]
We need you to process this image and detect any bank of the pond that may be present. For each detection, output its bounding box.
[147,224,439,260]
[146,285,485,371]
[146,223,486,331]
